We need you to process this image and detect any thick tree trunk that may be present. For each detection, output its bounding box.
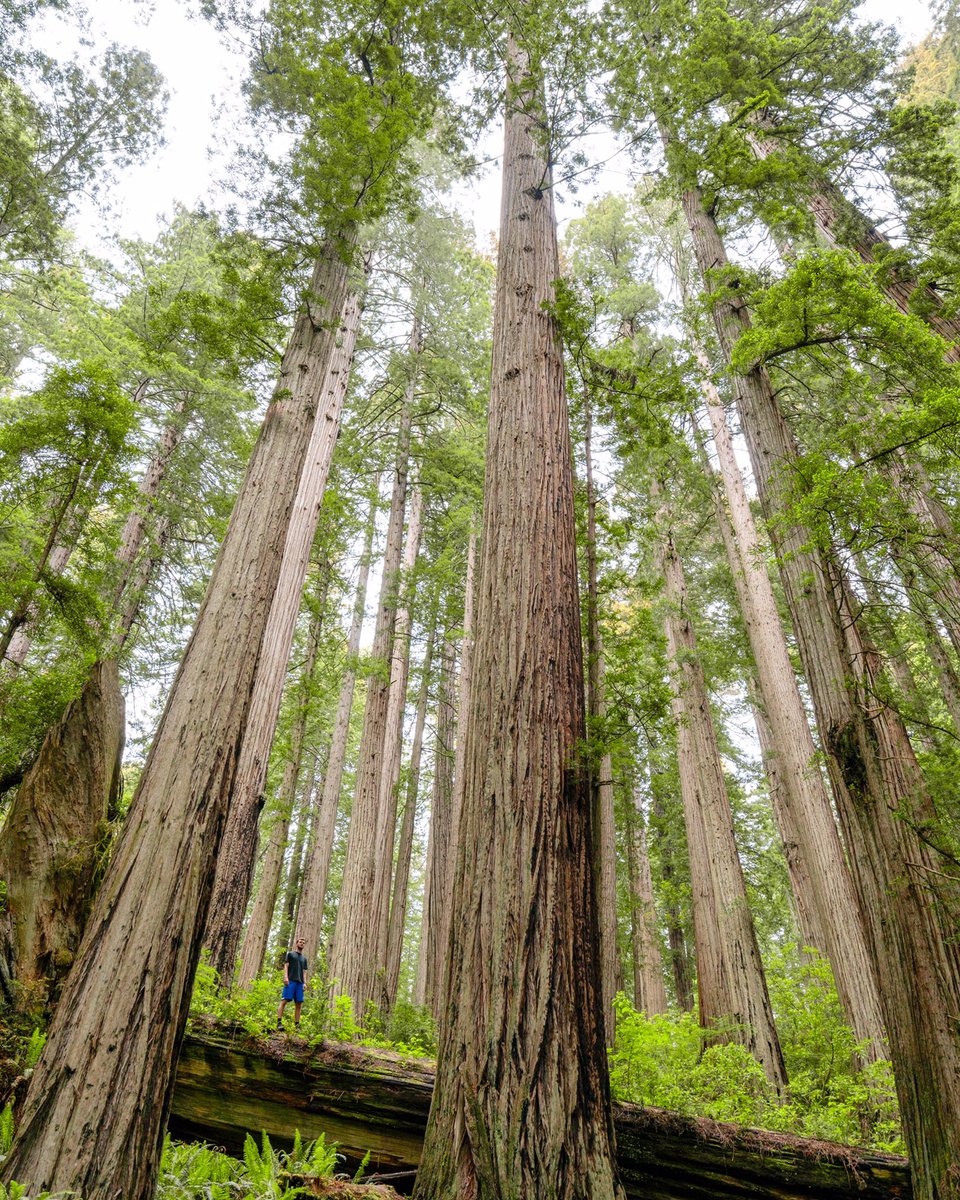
[236,599,325,989]
[296,489,379,970]
[413,35,621,1199]
[625,789,668,1017]
[384,622,435,1011]
[656,505,787,1093]
[681,181,960,1200]
[0,660,124,1008]
[697,376,886,1059]
[0,234,354,1200]
[412,635,455,1015]
[330,398,413,1012]
[372,487,424,986]
[584,396,622,1041]
[204,281,364,985]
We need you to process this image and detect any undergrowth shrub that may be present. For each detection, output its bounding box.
[155,1131,340,1199]
[609,946,904,1154]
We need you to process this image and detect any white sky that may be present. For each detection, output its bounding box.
[55,0,936,255]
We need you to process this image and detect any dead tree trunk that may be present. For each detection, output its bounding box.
[413,34,621,1199]
[656,502,788,1093]
[330,395,413,1012]
[203,281,364,985]
[296,488,379,970]
[0,234,354,1200]
[0,661,124,1009]
[680,177,960,1200]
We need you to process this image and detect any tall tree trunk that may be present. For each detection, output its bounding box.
[414,35,621,1199]
[329,394,413,1012]
[1,234,354,1200]
[584,395,622,1042]
[384,621,435,1011]
[430,527,476,1011]
[413,634,456,1015]
[681,178,960,1199]
[372,486,424,984]
[696,372,886,1059]
[656,502,788,1093]
[276,766,315,957]
[0,661,124,1008]
[203,281,364,984]
[651,793,694,1013]
[296,487,379,970]
[625,788,668,1017]
[236,597,325,989]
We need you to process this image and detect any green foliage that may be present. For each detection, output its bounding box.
[609,951,904,1153]
[155,1131,339,1200]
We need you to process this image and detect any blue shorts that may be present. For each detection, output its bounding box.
[282,981,304,1003]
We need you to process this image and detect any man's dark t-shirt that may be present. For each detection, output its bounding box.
[285,951,308,984]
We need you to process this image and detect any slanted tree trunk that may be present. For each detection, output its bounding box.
[330,395,413,1012]
[413,34,622,1199]
[625,788,668,1017]
[656,502,788,1093]
[584,395,622,1040]
[0,234,355,1200]
[412,634,456,1015]
[236,597,325,989]
[696,373,886,1060]
[296,488,379,970]
[680,177,960,1200]
[276,763,316,957]
[204,281,364,985]
[0,660,124,1008]
[384,621,435,1011]
[372,487,424,981]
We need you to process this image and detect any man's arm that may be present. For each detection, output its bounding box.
[283,952,290,984]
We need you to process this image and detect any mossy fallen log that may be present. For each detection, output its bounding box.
[171,1021,911,1199]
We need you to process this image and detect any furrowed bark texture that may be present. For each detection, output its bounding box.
[413,634,456,1015]
[237,601,324,989]
[204,282,363,984]
[0,237,353,1200]
[656,508,787,1093]
[699,379,886,1059]
[413,35,622,1200]
[0,660,124,1007]
[626,790,668,1017]
[682,182,960,1200]
[384,622,435,1010]
[296,489,379,970]
[372,487,424,984]
[330,400,412,1012]
[584,398,622,1041]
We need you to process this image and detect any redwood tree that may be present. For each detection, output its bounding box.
[414,26,621,1198]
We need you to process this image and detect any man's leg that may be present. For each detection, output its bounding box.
[294,999,302,1027]
[277,999,287,1028]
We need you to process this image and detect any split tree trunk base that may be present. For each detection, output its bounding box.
[171,1022,911,1199]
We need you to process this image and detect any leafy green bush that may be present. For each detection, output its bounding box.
[609,947,904,1154]
[155,1132,340,1200]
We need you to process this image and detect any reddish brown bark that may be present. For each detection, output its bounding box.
[1,234,354,1199]
[413,34,621,1199]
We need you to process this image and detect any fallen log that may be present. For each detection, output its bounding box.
[171,1021,911,1199]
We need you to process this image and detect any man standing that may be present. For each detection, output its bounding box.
[276,936,308,1030]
